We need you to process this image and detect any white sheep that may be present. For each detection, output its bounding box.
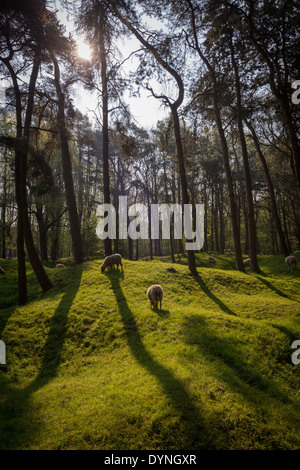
[0,266,5,275]
[243,258,251,267]
[101,253,123,273]
[285,255,297,270]
[147,284,163,310]
[56,263,65,268]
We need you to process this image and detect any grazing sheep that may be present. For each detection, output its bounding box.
[0,266,5,275]
[285,255,297,270]
[101,253,123,273]
[208,256,215,261]
[56,263,65,268]
[147,284,163,310]
[243,258,251,267]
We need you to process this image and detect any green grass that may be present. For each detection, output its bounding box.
[0,253,300,450]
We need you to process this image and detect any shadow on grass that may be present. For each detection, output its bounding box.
[0,261,41,336]
[255,275,300,304]
[0,263,83,449]
[194,273,237,316]
[108,270,214,450]
[182,314,293,406]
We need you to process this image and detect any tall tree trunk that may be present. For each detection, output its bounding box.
[171,106,197,274]
[210,187,214,251]
[185,0,244,271]
[246,1,300,201]
[245,118,290,258]
[1,150,7,259]
[4,53,53,302]
[51,54,84,264]
[231,136,249,255]
[112,4,197,275]
[230,37,261,273]
[99,7,112,257]
[163,157,175,262]
[36,204,48,260]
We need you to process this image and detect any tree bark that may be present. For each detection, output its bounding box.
[2,52,53,302]
[111,2,197,275]
[51,54,84,264]
[229,36,261,272]
[99,7,113,257]
[245,118,290,258]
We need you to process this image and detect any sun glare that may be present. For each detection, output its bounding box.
[77,40,92,61]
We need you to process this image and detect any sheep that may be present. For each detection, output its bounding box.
[0,266,5,275]
[147,284,163,310]
[243,258,251,267]
[56,263,65,268]
[208,256,215,261]
[101,253,123,273]
[285,255,297,270]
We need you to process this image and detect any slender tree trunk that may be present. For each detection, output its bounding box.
[15,139,27,304]
[185,0,244,271]
[171,106,197,274]
[99,8,112,257]
[163,157,175,262]
[210,187,214,251]
[36,204,48,261]
[231,137,249,255]
[112,5,197,274]
[51,224,60,261]
[1,150,7,259]
[245,118,290,257]
[217,185,225,254]
[51,54,84,264]
[212,91,244,270]
[230,37,260,272]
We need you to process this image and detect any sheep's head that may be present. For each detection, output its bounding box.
[101,263,105,273]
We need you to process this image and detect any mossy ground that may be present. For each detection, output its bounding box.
[0,253,299,449]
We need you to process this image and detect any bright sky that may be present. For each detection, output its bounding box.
[54,3,169,130]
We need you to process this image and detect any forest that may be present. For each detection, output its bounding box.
[0,0,299,299]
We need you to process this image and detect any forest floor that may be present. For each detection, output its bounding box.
[0,253,300,450]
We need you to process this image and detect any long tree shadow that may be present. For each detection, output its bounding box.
[194,273,237,316]
[256,275,300,304]
[0,263,83,449]
[108,271,215,450]
[182,314,293,406]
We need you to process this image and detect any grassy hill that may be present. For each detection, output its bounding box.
[0,253,300,450]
